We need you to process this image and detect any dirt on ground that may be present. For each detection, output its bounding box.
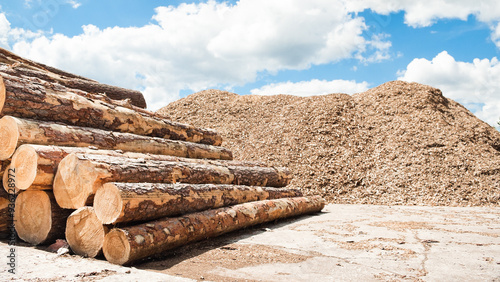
[158,80,500,206]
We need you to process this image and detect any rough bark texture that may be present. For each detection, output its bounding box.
[0,48,90,81]
[0,48,147,108]
[53,153,292,209]
[8,144,267,191]
[14,190,72,245]
[0,116,231,161]
[65,207,108,258]
[103,196,325,265]
[0,74,222,146]
[95,183,303,224]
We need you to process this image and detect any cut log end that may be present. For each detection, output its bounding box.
[14,190,52,245]
[53,153,99,209]
[94,183,123,225]
[0,116,19,160]
[102,229,130,265]
[65,207,107,258]
[10,144,38,190]
[0,76,5,114]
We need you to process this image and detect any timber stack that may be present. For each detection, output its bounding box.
[0,48,325,265]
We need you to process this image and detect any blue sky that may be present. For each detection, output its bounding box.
[0,0,499,128]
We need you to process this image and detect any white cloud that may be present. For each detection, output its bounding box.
[250,79,370,96]
[346,0,500,48]
[398,51,500,127]
[346,0,500,27]
[0,13,10,48]
[8,0,390,110]
[65,0,81,9]
[25,0,81,9]
[0,12,46,49]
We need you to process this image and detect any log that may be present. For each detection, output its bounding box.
[0,74,222,146]
[0,47,92,82]
[53,153,292,209]
[7,144,261,191]
[94,183,303,224]
[103,196,325,265]
[14,190,72,245]
[0,48,147,108]
[0,116,232,161]
[65,207,108,258]
[2,161,51,193]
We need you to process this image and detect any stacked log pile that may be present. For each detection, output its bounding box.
[0,48,325,265]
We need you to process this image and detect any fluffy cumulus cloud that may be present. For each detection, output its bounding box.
[251,79,369,96]
[399,51,500,127]
[6,0,390,110]
[0,13,10,48]
[346,0,500,27]
[346,0,500,48]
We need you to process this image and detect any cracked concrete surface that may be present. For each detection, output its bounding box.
[143,204,500,281]
[2,204,500,281]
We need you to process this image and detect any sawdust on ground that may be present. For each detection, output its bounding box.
[158,81,500,207]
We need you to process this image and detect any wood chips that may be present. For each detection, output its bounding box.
[158,81,500,206]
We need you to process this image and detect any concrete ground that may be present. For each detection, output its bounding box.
[2,204,500,281]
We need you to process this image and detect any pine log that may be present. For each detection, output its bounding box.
[65,207,108,258]
[103,196,325,265]
[53,153,292,209]
[0,47,93,82]
[0,116,231,161]
[2,66,147,108]
[0,48,147,108]
[7,145,260,191]
[14,190,73,245]
[95,183,303,224]
[0,75,222,146]
[2,161,51,193]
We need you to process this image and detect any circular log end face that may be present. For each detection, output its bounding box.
[0,76,5,113]
[103,229,130,265]
[11,145,38,190]
[14,190,52,245]
[65,207,105,258]
[94,183,122,224]
[54,154,96,209]
[0,116,19,160]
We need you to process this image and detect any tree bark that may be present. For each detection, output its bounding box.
[65,207,108,258]
[14,190,73,245]
[0,115,232,161]
[95,183,303,224]
[53,153,292,209]
[103,196,325,265]
[0,74,222,146]
[0,47,92,82]
[7,144,263,191]
[0,48,147,108]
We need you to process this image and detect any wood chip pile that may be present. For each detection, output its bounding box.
[0,48,325,265]
[159,82,500,207]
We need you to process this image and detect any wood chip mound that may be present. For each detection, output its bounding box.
[157,81,500,206]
